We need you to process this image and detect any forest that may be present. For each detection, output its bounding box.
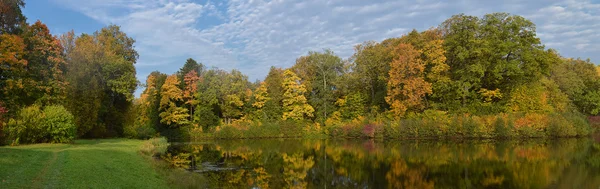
[1,1,599,145]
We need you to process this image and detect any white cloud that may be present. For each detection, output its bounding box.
[52,0,600,96]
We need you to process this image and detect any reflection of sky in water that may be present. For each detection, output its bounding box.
[168,138,600,188]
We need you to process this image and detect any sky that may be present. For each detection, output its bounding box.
[22,0,600,96]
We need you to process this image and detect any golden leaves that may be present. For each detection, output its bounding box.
[386,43,432,118]
[282,69,314,120]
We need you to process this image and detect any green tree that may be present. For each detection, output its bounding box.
[263,67,285,120]
[63,25,138,137]
[220,69,250,124]
[551,58,600,115]
[194,69,224,130]
[292,49,343,122]
[440,13,553,112]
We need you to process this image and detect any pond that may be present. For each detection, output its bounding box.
[168,138,600,188]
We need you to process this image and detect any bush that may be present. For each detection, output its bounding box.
[6,105,76,145]
[547,114,577,137]
[6,105,45,145]
[43,105,77,143]
[493,116,511,138]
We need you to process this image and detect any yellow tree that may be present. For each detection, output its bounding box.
[252,82,270,119]
[137,74,156,127]
[385,43,432,118]
[282,69,314,120]
[160,74,189,126]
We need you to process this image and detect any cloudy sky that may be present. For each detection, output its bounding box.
[22,0,600,95]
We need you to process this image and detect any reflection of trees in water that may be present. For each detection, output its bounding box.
[385,160,434,189]
[169,139,600,188]
[283,153,315,189]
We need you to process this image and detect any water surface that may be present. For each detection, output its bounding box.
[169,138,600,188]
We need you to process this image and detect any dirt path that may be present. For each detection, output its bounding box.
[30,148,64,188]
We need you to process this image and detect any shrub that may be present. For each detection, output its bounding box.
[493,116,511,138]
[6,105,45,145]
[6,105,76,145]
[547,114,576,137]
[43,105,77,143]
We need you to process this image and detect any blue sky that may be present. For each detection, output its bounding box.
[22,0,600,96]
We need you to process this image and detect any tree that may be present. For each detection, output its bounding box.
[292,49,343,122]
[63,25,138,137]
[251,82,270,119]
[183,70,200,121]
[550,58,600,115]
[282,70,314,120]
[220,69,250,124]
[351,41,394,112]
[194,69,223,130]
[263,67,285,120]
[177,58,204,89]
[385,43,431,118]
[22,21,67,105]
[159,74,189,126]
[0,0,26,34]
[0,33,27,112]
[334,92,366,120]
[440,13,553,112]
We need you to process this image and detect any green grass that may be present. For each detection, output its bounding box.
[0,139,171,189]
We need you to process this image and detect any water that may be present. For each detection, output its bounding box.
[168,138,600,188]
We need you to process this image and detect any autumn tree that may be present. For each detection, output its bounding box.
[251,82,270,119]
[22,21,67,105]
[0,33,27,112]
[177,58,204,89]
[385,43,431,118]
[0,0,25,34]
[282,69,314,120]
[159,74,189,127]
[183,70,200,120]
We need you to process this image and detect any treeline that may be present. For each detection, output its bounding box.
[131,13,598,140]
[0,1,137,144]
[0,0,598,144]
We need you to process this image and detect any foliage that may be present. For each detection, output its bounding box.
[386,43,431,118]
[292,49,344,122]
[282,69,315,120]
[41,105,76,143]
[6,105,75,145]
[0,0,26,34]
[62,25,138,138]
[159,74,189,127]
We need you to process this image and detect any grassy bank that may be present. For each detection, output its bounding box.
[0,139,171,189]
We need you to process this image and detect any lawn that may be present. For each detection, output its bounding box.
[0,139,170,189]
